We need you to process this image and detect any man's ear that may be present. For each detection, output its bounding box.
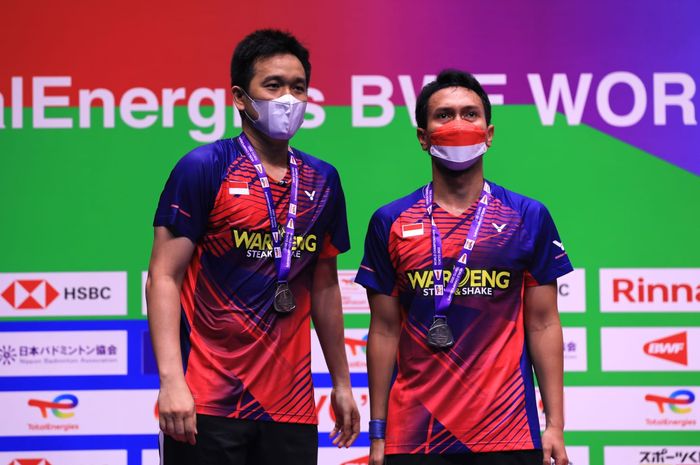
[417,127,429,151]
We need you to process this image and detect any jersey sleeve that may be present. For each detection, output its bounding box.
[355,209,396,296]
[319,168,350,258]
[153,145,223,243]
[526,203,574,286]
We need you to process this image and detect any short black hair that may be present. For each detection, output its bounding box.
[415,69,491,129]
[230,29,311,91]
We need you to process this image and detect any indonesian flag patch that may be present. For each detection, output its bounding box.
[228,181,249,195]
[402,222,424,238]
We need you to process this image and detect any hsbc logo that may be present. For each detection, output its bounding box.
[644,332,688,365]
[1,280,59,309]
[0,272,127,317]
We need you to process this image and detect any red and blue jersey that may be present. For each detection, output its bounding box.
[154,135,349,424]
[355,181,572,454]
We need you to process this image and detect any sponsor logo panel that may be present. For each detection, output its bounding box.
[0,272,127,317]
[141,450,160,465]
[558,269,586,313]
[562,327,587,372]
[601,328,699,371]
[604,446,700,465]
[558,387,699,430]
[566,446,589,465]
[318,448,369,465]
[312,329,367,373]
[0,390,159,436]
[0,451,127,465]
[600,268,700,312]
[316,387,369,433]
[338,270,369,313]
[0,330,127,376]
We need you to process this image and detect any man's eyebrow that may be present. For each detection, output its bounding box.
[261,74,307,85]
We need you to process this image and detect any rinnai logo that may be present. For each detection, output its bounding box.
[644,332,688,365]
[645,389,695,414]
[28,394,79,418]
[600,269,700,312]
[1,280,59,309]
[9,460,53,465]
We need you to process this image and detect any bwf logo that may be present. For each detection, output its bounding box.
[643,332,688,365]
[1,280,59,309]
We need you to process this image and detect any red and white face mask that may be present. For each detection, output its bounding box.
[428,120,488,171]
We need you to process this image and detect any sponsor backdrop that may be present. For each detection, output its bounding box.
[1,1,699,464]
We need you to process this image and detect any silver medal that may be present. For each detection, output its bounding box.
[427,317,454,349]
[273,282,296,313]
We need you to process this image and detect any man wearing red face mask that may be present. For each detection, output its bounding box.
[356,70,572,465]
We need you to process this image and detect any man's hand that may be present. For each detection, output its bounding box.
[329,386,360,448]
[542,426,568,465]
[158,379,197,445]
[369,438,385,465]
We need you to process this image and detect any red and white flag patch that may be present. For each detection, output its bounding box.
[402,222,424,238]
[228,181,249,195]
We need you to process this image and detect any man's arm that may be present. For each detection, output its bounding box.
[524,281,569,465]
[366,290,402,465]
[310,256,360,448]
[146,226,197,445]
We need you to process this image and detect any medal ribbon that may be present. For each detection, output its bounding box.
[423,181,491,319]
[237,133,299,284]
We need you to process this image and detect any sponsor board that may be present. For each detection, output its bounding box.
[0,451,127,465]
[600,269,700,312]
[562,327,587,372]
[312,329,367,373]
[0,390,159,436]
[604,446,700,465]
[141,449,160,465]
[0,330,127,376]
[316,387,370,433]
[318,448,369,465]
[566,446,590,465]
[338,270,370,313]
[0,272,127,317]
[558,269,586,313]
[601,328,699,371]
[536,387,699,430]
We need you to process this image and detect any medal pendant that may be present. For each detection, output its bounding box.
[273,282,296,313]
[427,317,454,349]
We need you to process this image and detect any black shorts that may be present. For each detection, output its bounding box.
[385,450,544,465]
[160,414,318,465]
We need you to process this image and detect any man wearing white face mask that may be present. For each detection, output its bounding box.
[356,70,572,465]
[147,29,359,465]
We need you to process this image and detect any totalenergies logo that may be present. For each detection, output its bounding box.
[1,280,59,309]
[345,334,368,356]
[28,394,79,418]
[645,389,695,414]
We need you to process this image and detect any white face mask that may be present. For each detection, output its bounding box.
[242,90,307,140]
